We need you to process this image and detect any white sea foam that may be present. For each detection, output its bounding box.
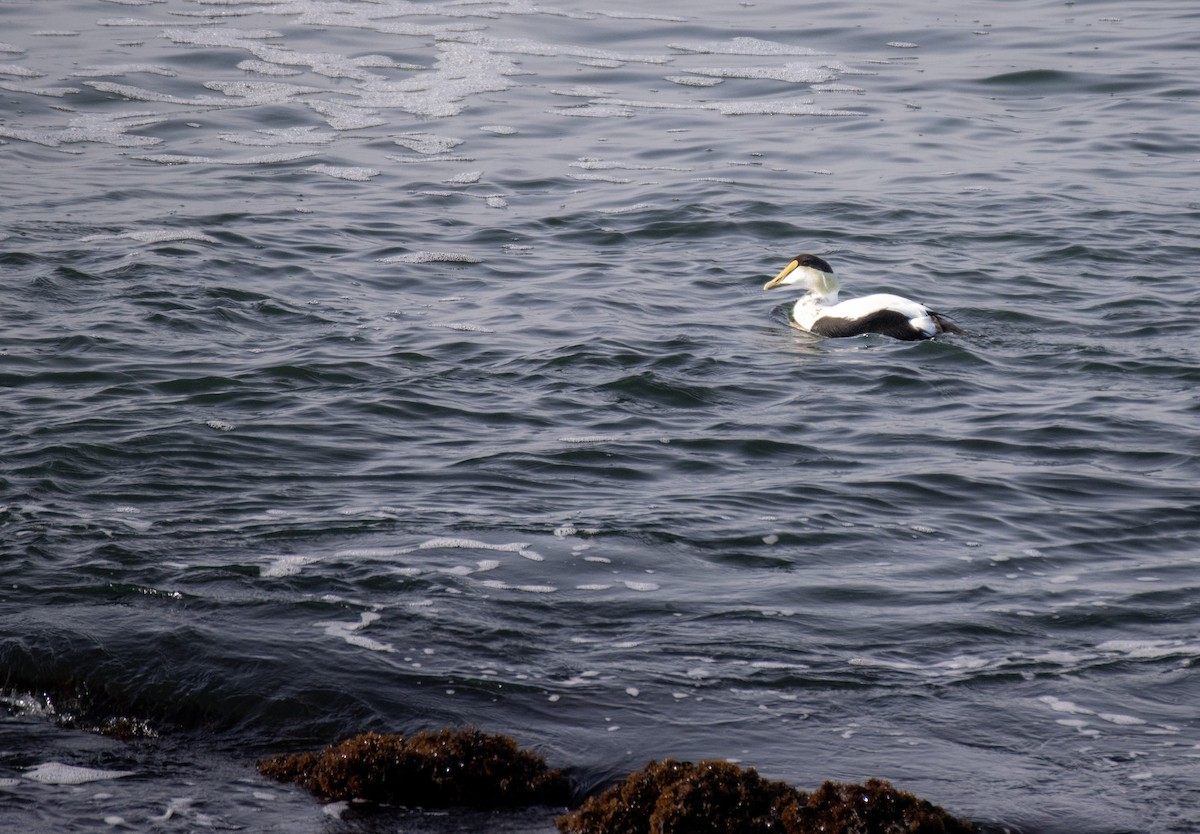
[684,63,837,84]
[623,580,660,592]
[377,251,479,265]
[446,170,483,184]
[452,34,666,65]
[205,79,323,102]
[84,80,246,106]
[418,538,529,553]
[668,37,823,56]
[83,229,219,244]
[25,763,134,784]
[715,100,864,117]
[322,801,349,819]
[221,126,335,146]
[236,46,406,82]
[588,97,696,112]
[307,100,387,130]
[0,64,43,78]
[1066,722,1101,738]
[599,202,656,215]
[571,158,666,171]
[161,27,283,47]
[0,693,51,717]
[393,133,464,154]
[334,547,410,558]
[813,84,866,94]
[1098,712,1147,726]
[262,555,316,578]
[552,85,615,98]
[134,150,320,165]
[432,319,492,333]
[665,75,722,87]
[479,124,517,134]
[320,611,394,653]
[553,104,633,118]
[476,579,554,593]
[236,59,302,76]
[578,58,623,68]
[0,110,166,147]
[1096,638,1199,659]
[307,164,380,181]
[1039,696,1093,715]
[70,63,176,77]
[99,15,191,26]
[1056,718,1090,729]
[353,44,519,118]
[569,172,633,183]
[936,655,988,671]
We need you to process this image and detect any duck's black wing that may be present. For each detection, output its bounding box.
[808,309,932,341]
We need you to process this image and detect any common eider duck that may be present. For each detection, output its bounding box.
[764,254,962,341]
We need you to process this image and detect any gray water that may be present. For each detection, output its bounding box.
[2,1,1198,831]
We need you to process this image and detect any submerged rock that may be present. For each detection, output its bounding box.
[556,759,974,834]
[256,728,570,808]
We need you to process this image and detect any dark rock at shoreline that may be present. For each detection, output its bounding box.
[257,728,570,808]
[556,759,974,834]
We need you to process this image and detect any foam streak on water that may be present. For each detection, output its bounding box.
[2,1,1199,833]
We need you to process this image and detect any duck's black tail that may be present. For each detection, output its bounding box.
[931,311,965,336]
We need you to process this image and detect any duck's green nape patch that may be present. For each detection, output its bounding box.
[257,728,570,808]
[556,759,975,834]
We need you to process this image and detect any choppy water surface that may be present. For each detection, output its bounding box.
[2,0,1198,831]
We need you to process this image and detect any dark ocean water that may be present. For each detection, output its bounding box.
[2,1,1198,831]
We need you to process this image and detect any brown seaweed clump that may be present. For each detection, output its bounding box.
[556,759,974,834]
[557,759,801,834]
[257,728,570,808]
[789,777,976,834]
